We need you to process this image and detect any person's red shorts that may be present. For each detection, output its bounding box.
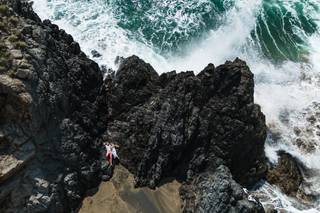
[106,152,113,163]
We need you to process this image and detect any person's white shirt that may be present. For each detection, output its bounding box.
[248,195,257,203]
[105,144,111,153]
[112,147,119,159]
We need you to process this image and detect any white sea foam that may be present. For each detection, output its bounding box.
[31,0,171,71]
[167,0,262,71]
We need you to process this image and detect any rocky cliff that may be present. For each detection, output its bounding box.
[98,56,267,212]
[0,1,267,212]
[0,1,104,212]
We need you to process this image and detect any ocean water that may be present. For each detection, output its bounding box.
[31,0,320,212]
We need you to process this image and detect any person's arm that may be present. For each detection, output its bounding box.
[111,143,119,148]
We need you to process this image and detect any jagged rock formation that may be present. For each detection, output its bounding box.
[0,1,104,212]
[99,56,267,212]
[1,0,267,212]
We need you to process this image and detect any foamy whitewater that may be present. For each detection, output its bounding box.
[31,0,320,212]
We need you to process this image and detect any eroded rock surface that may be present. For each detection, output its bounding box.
[1,0,267,212]
[0,1,104,212]
[180,165,264,213]
[99,56,267,212]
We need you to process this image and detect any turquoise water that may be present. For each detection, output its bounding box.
[107,0,319,61]
[253,0,319,62]
[32,0,320,212]
[38,0,319,64]
[110,0,234,53]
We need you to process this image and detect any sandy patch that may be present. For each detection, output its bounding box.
[79,165,182,213]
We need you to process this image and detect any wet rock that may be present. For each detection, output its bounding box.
[267,151,303,196]
[91,50,102,58]
[290,101,320,154]
[115,56,124,65]
[70,41,81,55]
[191,165,264,213]
[306,115,316,124]
[293,127,301,136]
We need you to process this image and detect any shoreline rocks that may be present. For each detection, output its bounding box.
[100,55,267,187]
[98,55,267,212]
[266,151,303,197]
[180,165,264,212]
[1,0,267,212]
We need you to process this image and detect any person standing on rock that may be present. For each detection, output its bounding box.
[111,143,120,163]
[104,142,113,166]
[104,142,120,166]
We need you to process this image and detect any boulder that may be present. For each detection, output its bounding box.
[91,50,102,58]
[267,151,303,196]
[180,165,264,213]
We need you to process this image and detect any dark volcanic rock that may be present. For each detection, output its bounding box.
[180,165,264,213]
[267,151,303,196]
[0,1,105,212]
[99,56,267,212]
[101,56,266,186]
[91,50,102,58]
[0,1,267,212]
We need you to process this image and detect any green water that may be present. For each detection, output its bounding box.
[108,0,319,62]
[252,0,319,62]
[41,0,320,63]
[110,0,234,53]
